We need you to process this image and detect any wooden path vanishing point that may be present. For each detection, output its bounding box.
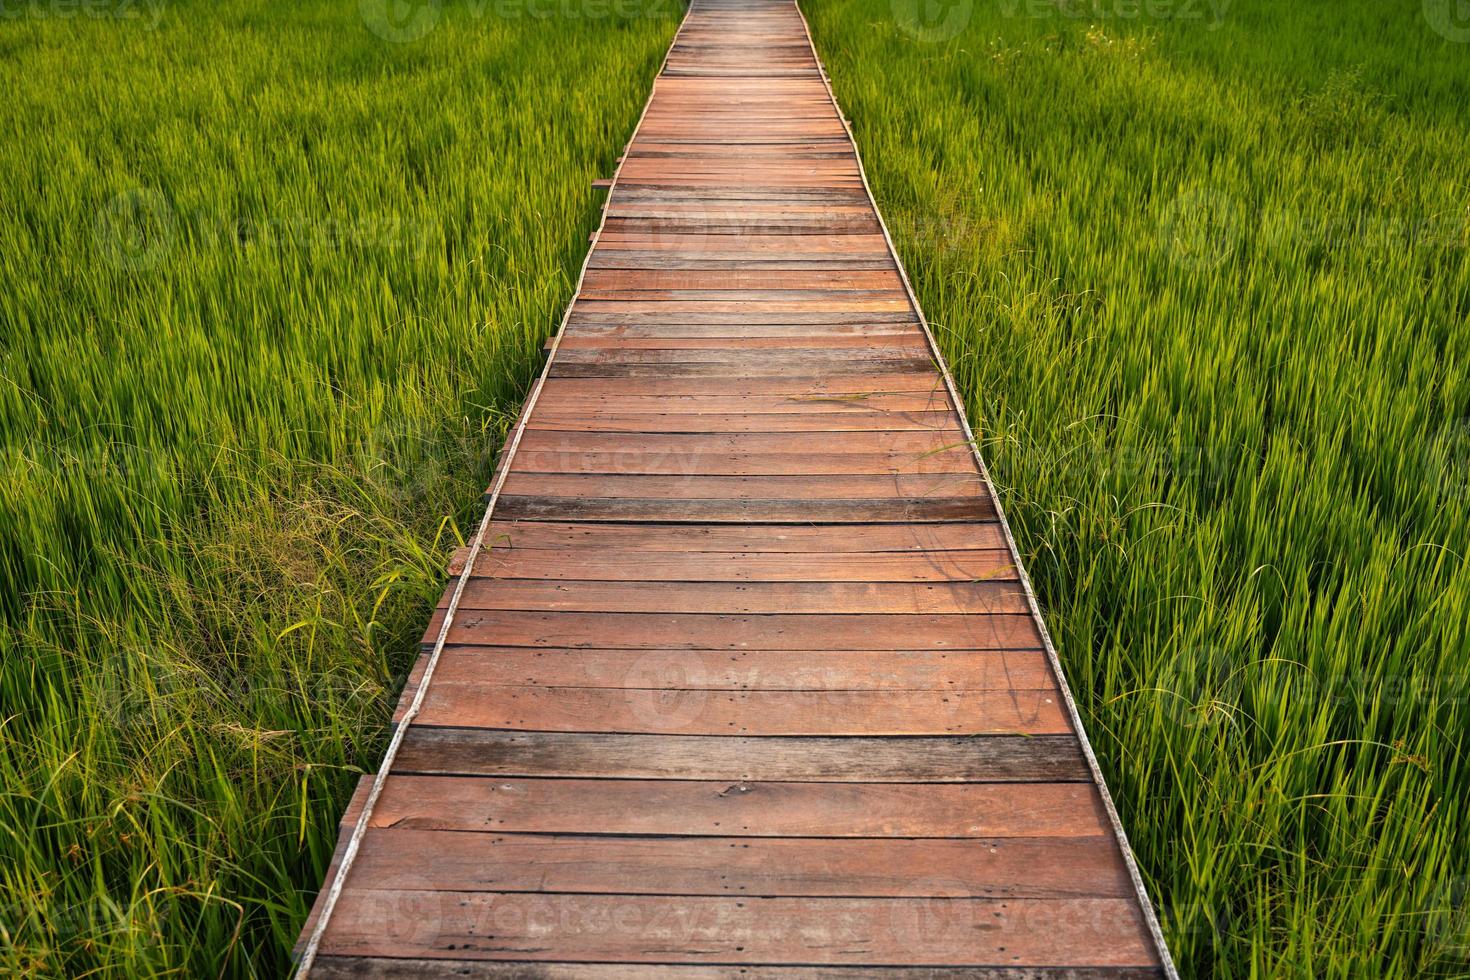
[297,0,1176,974]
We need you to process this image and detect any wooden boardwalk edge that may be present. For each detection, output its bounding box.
[294,0,1178,975]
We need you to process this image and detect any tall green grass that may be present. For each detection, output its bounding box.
[804,1,1470,975]
[0,0,678,974]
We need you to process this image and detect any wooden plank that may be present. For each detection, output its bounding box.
[313,960,1164,980]
[478,520,1008,552]
[346,830,1134,898]
[516,429,974,454]
[395,730,1084,782]
[414,685,1066,736]
[419,647,1054,692]
[451,580,1029,615]
[320,892,1158,967]
[530,374,945,394]
[425,611,1045,651]
[533,391,953,413]
[526,409,957,432]
[580,270,901,290]
[492,496,993,523]
[553,336,929,351]
[508,449,979,477]
[367,776,1111,838]
[473,548,1014,582]
[498,472,987,500]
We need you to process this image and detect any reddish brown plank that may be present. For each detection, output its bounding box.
[367,776,1112,838]
[414,685,1066,736]
[321,892,1159,967]
[450,580,1029,615]
[426,610,1045,651]
[473,548,1014,582]
[421,647,1051,691]
[313,960,1165,979]
[498,472,986,500]
[347,830,1134,898]
[508,449,979,476]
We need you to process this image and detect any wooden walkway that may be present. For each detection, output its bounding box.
[296,0,1175,974]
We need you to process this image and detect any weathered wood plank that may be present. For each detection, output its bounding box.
[412,647,1053,693]
[450,579,1029,615]
[492,496,993,523]
[508,449,979,476]
[345,830,1133,898]
[413,685,1066,736]
[498,472,987,500]
[472,548,1014,582]
[366,776,1112,838]
[478,520,1007,552]
[424,610,1045,651]
[319,891,1159,967]
[394,730,1083,782]
[313,961,1164,980]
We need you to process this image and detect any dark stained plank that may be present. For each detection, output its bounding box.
[394,730,1085,782]
[478,520,1008,552]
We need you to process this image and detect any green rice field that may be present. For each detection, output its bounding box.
[1,0,1468,975]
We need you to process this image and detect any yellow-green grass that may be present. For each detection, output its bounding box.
[803,0,1470,976]
[0,0,679,974]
